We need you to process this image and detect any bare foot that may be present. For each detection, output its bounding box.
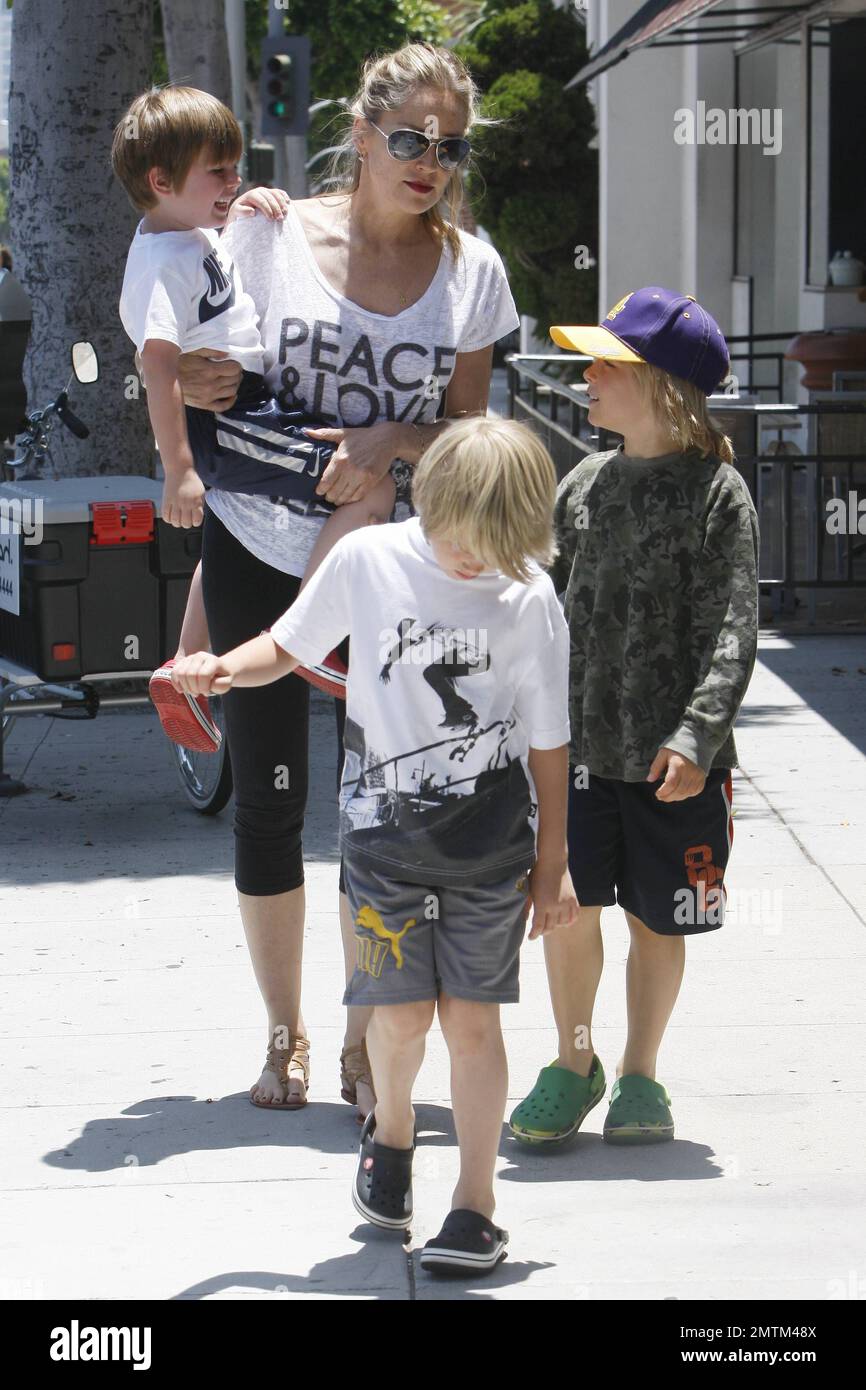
[250,1065,306,1106]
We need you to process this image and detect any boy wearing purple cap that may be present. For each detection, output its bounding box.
[510,287,759,1147]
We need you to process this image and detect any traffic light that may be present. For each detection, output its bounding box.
[267,53,294,124]
[259,35,310,138]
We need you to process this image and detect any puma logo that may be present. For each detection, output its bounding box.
[355,904,416,970]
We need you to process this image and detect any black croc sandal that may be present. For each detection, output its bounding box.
[419,1209,509,1275]
[352,1111,414,1230]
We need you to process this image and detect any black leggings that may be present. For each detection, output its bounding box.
[201,506,346,895]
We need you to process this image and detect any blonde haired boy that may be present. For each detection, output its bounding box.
[510,287,759,1149]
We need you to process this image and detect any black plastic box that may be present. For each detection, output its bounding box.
[0,476,200,681]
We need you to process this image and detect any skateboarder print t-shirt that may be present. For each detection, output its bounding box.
[269,517,571,886]
[205,205,521,578]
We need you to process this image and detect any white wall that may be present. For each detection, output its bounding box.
[594,0,738,329]
[596,0,696,313]
[591,0,843,357]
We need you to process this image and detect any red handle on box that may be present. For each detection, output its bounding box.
[90,501,155,546]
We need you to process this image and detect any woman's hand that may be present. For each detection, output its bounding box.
[161,467,205,529]
[177,348,242,411]
[226,186,290,225]
[303,421,407,505]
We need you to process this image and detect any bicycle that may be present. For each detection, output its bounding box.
[2,341,95,483]
[0,341,233,813]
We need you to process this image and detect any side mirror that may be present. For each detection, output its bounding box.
[72,341,99,384]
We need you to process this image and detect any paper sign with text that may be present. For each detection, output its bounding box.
[0,529,20,616]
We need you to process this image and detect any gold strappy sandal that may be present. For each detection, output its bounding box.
[250,1033,310,1110]
[340,1039,376,1122]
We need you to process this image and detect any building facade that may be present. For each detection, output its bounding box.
[578,0,866,398]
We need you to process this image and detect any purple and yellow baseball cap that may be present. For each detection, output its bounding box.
[550,287,729,396]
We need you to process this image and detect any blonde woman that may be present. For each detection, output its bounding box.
[171,44,519,1118]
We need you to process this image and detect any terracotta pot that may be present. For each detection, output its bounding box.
[785,330,866,390]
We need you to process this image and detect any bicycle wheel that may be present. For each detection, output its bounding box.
[170,695,233,815]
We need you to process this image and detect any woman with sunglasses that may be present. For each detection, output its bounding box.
[171,42,519,1121]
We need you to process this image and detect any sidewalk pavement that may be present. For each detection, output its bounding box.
[1,633,864,1302]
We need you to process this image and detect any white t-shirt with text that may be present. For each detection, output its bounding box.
[207,205,521,578]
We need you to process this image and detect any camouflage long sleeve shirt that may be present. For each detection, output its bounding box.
[548,445,759,780]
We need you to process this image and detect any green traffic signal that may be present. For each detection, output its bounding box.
[267,53,294,122]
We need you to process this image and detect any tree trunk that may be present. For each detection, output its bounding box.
[8,0,154,478]
[161,0,232,105]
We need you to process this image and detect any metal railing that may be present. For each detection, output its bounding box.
[725,331,798,402]
[506,354,866,606]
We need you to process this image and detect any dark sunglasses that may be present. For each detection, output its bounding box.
[368,122,471,171]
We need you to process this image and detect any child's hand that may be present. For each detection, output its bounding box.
[647,747,707,802]
[171,652,234,696]
[526,859,580,940]
[162,468,205,529]
[226,186,290,224]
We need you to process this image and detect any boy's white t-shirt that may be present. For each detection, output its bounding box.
[207,206,521,579]
[269,517,571,886]
[119,222,264,373]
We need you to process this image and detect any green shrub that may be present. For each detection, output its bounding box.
[458,0,597,327]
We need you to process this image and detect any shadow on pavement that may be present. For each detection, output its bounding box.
[43,1097,724,1186]
[747,636,866,756]
[169,1245,415,1301]
[499,1135,723,1183]
[168,1247,551,1301]
[0,696,343,887]
[43,1097,366,1174]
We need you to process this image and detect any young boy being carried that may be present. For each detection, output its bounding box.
[111,86,392,750]
[170,416,578,1274]
[509,287,759,1148]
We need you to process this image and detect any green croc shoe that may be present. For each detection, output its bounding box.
[603,1074,674,1145]
[509,1055,606,1146]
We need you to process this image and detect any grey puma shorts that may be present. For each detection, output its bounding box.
[341,855,533,1006]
